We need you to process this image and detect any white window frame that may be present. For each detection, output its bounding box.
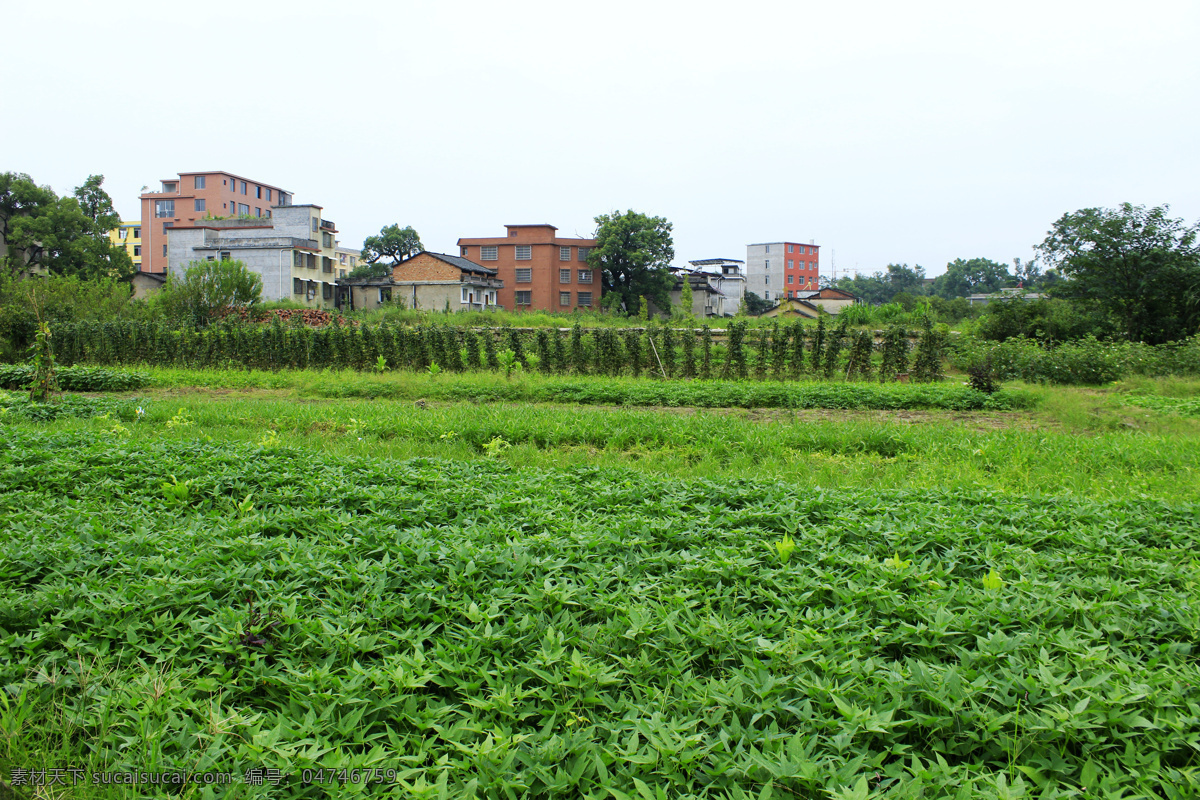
[515,245,532,260]
[560,268,571,283]
[515,268,532,283]
[577,291,592,307]
[481,246,498,261]
[559,246,571,261]
[577,269,592,284]
[515,290,532,305]
[560,291,571,306]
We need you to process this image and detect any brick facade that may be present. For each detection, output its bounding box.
[139,172,293,273]
[457,224,598,313]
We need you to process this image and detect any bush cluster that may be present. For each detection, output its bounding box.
[0,364,150,392]
[950,334,1200,385]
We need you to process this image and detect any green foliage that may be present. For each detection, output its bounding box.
[1037,203,1200,343]
[590,210,675,314]
[975,296,1107,343]
[931,257,1014,300]
[0,363,147,391]
[834,263,928,305]
[360,223,423,265]
[951,334,1200,385]
[742,290,771,316]
[157,260,263,327]
[911,317,947,382]
[846,330,874,381]
[810,314,827,373]
[1,172,133,280]
[1,428,1196,797]
[723,320,748,379]
[879,324,911,382]
[26,322,58,401]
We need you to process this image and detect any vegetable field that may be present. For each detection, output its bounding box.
[2,398,1199,798]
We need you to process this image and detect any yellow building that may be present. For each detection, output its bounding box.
[108,221,142,270]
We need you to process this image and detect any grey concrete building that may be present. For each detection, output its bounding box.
[165,205,342,308]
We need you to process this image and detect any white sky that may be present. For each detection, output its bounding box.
[4,0,1198,279]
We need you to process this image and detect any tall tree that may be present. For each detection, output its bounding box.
[0,172,57,272]
[1,172,131,279]
[362,224,424,265]
[1036,203,1200,343]
[931,258,1013,300]
[158,259,263,326]
[588,210,674,315]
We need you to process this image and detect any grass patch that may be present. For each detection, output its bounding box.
[1,430,1198,797]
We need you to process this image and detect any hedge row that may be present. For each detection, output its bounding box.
[43,318,946,382]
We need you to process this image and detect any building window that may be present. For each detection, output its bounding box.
[162,181,177,193]
[220,251,231,261]
[559,246,571,261]
[379,287,392,303]
[323,283,333,299]
[265,188,272,201]
[194,176,206,189]
[256,186,262,199]
[788,291,794,299]
[559,269,571,283]
[322,257,333,273]
[765,259,770,269]
[577,269,592,284]
[118,228,128,240]
[255,208,262,217]
[515,290,532,305]
[764,275,770,285]
[294,278,304,294]
[560,291,571,306]
[194,199,206,212]
[154,200,174,218]
[577,247,589,262]
[787,260,793,269]
[162,244,167,256]
[163,222,172,234]
[764,291,771,301]
[461,246,469,256]
[509,229,518,237]
[238,204,250,216]
[515,245,531,260]
[765,244,771,253]
[322,232,333,248]
[787,244,793,253]
[515,268,532,283]
[133,227,140,238]
[240,181,247,195]
[133,246,141,256]
[339,269,346,279]
[481,246,497,260]
[788,274,794,284]
[577,292,592,307]
[311,218,319,232]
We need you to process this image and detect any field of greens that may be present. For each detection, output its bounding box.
[1,374,1199,799]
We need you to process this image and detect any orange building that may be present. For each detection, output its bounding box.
[138,172,293,273]
[457,224,598,312]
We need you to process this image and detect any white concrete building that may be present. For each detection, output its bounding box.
[745,241,821,303]
[686,258,746,316]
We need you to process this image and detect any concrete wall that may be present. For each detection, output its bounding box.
[744,243,785,305]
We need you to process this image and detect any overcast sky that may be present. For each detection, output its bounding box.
[4,0,1198,279]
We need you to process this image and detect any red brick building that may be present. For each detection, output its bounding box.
[139,172,293,273]
[457,224,598,312]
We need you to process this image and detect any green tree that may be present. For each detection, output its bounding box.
[1036,203,1200,343]
[835,263,928,305]
[742,290,772,315]
[589,210,674,315]
[347,261,394,279]
[2,173,132,279]
[362,224,424,265]
[930,258,1013,300]
[158,260,263,326]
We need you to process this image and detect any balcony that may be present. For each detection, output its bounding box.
[320,219,336,232]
